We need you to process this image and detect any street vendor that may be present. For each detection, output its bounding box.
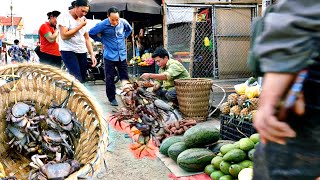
[140,47,190,105]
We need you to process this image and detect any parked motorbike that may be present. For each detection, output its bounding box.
[61,50,120,83]
[86,51,105,82]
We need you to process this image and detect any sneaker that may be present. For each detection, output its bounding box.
[110,99,118,106]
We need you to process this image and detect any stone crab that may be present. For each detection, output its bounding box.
[6,102,44,133]
[46,107,84,138]
[6,124,39,153]
[6,102,37,121]
[41,130,75,159]
[28,154,81,180]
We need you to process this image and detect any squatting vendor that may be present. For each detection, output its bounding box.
[140,47,190,106]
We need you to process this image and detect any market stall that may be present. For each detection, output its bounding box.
[86,0,163,66]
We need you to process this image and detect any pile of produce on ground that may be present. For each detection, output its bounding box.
[159,123,259,180]
[2,99,84,179]
[109,81,198,159]
[159,124,220,171]
[129,53,154,66]
[206,134,259,180]
[220,77,261,122]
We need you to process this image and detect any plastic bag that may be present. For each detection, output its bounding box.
[245,85,261,99]
[234,77,260,95]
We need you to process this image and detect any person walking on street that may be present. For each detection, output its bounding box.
[38,10,62,68]
[89,6,133,106]
[8,39,27,63]
[57,0,97,83]
[251,1,320,179]
[140,47,190,106]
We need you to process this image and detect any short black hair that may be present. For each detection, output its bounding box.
[75,0,89,7]
[108,7,120,16]
[47,10,60,19]
[152,47,170,59]
[14,39,19,44]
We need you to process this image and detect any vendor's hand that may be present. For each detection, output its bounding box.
[253,105,296,145]
[121,80,133,92]
[140,73,151,80]
[153,83,160,92]
[90,56,97,67]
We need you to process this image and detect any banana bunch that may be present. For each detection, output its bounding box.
[129,56,142,65]
[141,53,152,61]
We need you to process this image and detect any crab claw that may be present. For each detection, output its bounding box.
[31,154,48,168]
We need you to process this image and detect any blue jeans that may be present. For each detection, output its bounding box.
[60,51,88,83]
[104,58,129,101]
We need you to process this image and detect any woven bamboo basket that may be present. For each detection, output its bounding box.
[0,63,108,179]
[174,78,213,121]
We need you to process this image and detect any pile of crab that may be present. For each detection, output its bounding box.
[4,101,84,180]
[109,81,184,158]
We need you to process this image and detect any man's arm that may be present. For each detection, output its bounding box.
[88,21,104,42]
[123,19,133,38]
[253,73,296,145]
[140,73,167,81]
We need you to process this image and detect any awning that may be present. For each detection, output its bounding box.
[89,0,162,14]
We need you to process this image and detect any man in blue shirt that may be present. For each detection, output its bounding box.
[89,7,133,106]
[8,39,27,63]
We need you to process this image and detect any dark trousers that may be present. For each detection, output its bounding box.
[40,52,62,68]
[60,51,88,83]
[104,58,129,101]
[155,87,178,104]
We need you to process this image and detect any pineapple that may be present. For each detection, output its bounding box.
[237,95,248,107]
[240,108,250,119]
[229,105,241,117]
[250,98,259,110]
[220,102,230,115]
[227,93,239,106]
[248,110,258,122]
[243,98,259,111]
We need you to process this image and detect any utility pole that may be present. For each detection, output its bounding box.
[10,0,14,37]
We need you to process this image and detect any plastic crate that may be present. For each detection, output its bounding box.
[128,65,136,75]
[136,64,155,76]
[219,114,257,141]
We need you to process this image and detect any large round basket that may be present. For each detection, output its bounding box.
[0,63,108,179]
[174,78,213,121]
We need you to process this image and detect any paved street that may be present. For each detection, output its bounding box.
[84,81,171,179]
[83,78,240,179]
